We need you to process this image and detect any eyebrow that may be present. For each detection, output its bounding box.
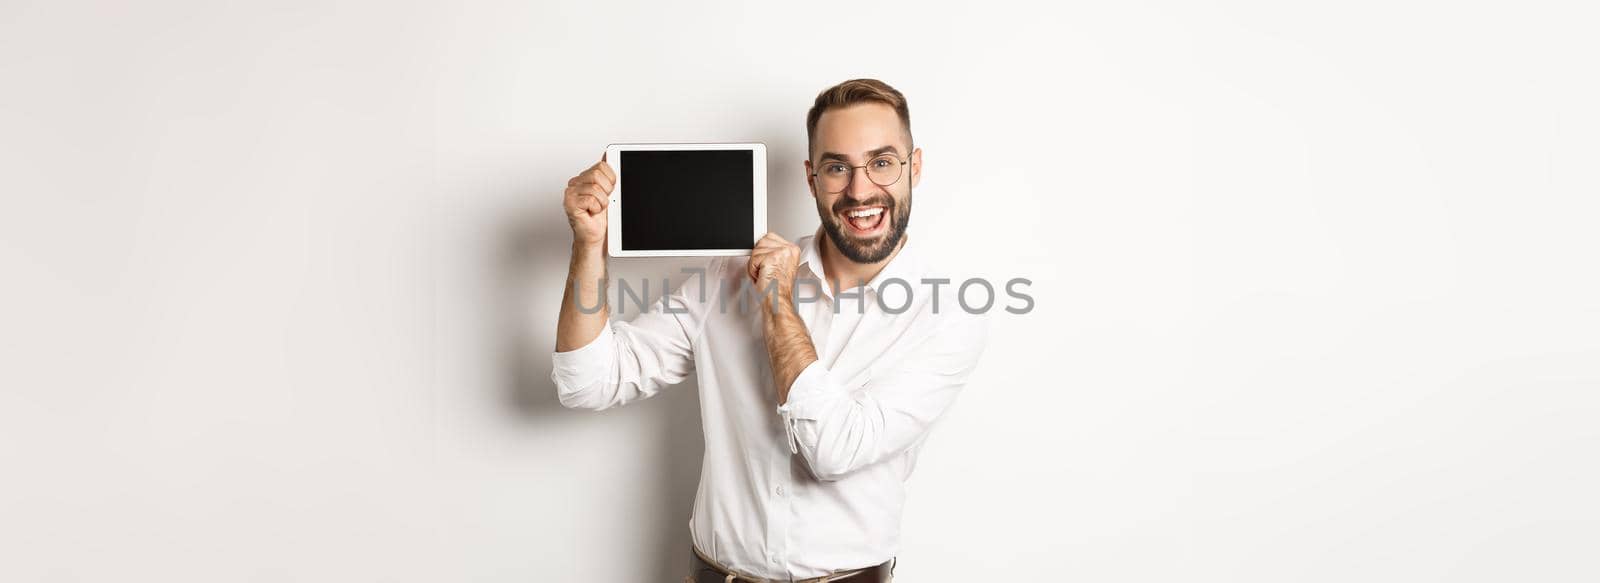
[818,145,902,163]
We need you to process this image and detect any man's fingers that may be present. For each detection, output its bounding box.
[752,233,789,251]
[575,193,604,215]
[751,244,796,260]
[582,167,615,192]
[585,159,617,186]
[570,183,610,206]
[746,252,773,280]
[562,188,587,215]
[746,249,791,283]
[564,184,607,215]
[571,176,614,196]
[568,158,617,190]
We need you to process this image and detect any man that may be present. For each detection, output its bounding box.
[552,78,987,582]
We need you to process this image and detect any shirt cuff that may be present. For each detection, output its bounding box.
[776,360,843,455]
[776,360,841,420]
[551,324,616,393]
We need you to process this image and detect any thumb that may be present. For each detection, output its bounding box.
[747,256,763,283]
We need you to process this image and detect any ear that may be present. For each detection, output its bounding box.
[803,159,817,199]
[910,147,923,188]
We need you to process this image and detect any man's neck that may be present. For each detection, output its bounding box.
[816,228,908,294]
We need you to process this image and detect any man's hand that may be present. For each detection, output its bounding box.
[747,232,801,295]
[556,153,614,353]
[563,155,615,249]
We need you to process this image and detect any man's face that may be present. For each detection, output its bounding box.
[806,102,921,264]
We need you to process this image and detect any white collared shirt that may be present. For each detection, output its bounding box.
[550,231,988,580]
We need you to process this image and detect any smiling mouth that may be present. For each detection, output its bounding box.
[840,206,887,235]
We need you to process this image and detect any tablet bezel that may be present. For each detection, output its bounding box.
[605,142,767,257]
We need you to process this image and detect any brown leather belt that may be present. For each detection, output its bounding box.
[688,544,895,583]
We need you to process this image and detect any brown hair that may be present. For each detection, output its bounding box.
[805,78,912,157]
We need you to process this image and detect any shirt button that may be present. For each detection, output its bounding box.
[775,485,785,497]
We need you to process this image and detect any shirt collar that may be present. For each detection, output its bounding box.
[797,228,920,299]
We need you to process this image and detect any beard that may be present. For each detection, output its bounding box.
[818,190,912,264]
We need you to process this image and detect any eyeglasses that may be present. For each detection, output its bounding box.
[809,153,910,194]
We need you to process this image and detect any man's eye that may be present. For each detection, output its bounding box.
[824,164,848,174]
[872,158,892,168]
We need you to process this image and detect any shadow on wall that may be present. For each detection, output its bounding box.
[487,199,706,579]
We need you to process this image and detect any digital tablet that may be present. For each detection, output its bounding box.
[605,142,767,257]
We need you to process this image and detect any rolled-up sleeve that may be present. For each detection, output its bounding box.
[551,323,620,405]
[551,259,717,411]
[776,312,989,481]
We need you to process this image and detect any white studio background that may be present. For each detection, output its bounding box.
[2,1,1597,581]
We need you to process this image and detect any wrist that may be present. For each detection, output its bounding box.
[762,283,796,317]
[571,239,605,258]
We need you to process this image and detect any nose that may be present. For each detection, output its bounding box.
[844,166,878,201]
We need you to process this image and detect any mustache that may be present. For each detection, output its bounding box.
[833,196,895,214]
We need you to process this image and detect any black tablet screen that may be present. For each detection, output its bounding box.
[619,150,754,251]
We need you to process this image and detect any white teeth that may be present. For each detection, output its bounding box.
[847,208,884,218]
